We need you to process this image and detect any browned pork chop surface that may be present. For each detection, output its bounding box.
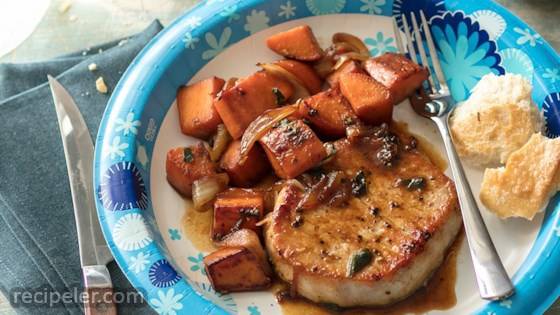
[265,126,462,307]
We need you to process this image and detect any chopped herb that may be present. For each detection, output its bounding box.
[399,177,426,190]
[240,208,260,217]
[183,148,194,163]
[351,170,367,197]
[346,248,373,277]
[272,87,286,106]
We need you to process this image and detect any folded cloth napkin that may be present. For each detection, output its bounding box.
[0,21,163,315]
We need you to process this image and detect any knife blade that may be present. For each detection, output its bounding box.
[48,75,116,315]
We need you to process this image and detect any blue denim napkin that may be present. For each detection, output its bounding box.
[0,21,162,315]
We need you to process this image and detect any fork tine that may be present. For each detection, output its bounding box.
[401,14,418,64]
[410,12,437,94]
[420,10,448,93]
[392,17,405,54]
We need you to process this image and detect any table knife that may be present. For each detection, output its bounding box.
[48,75,117,315]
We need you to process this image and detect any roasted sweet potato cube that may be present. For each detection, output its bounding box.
[214,71,294,139]
[259,118,327,179]
[212,189,264,240]
[298,88,358,138]
[203,246,272,293]
[219,229,272,276]
[339,72,393,126]
[363,53,429,104]
[275,59,322,94]
[326,60,366,88]
[176,77,225,139]
[266,25,324,61]
[166,143,217,197]
[219,140,270,187]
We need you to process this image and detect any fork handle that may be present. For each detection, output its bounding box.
[432,113,514,301]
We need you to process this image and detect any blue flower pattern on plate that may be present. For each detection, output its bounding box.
[392,0,446,34]
[278,1,297,19]
[305,0,345,15]
[430,11,504,101]
[191,281,238,313]
[543,92,560,138]
[188,253,207,275]
[359,0,386,15]
[543,68,560,83]
[168,228,181,240]
[221,5,241,22]
[500,48,534,82]
[247,305,261,315]
[365,32,397,56]
[202,27,232,60]
[150,288,184,315]
[98,162,148,211]
[149,259,182,288]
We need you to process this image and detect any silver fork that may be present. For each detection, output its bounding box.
[394,12,515,300]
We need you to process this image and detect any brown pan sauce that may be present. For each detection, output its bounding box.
[181,122,462,314]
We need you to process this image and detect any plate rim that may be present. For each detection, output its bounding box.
[93,0,560,314]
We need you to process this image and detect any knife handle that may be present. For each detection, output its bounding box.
[85,287,117,315]
[83,265,117,315]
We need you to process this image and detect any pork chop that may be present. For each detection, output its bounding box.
[264,126,462,307]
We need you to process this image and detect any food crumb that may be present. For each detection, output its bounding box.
[58,0,72,13]
[95,77,108,94]
[87,63,98,71]
[69,14,78,22]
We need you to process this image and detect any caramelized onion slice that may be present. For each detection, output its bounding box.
[332,33,370,57]
[224,77,238,90]
[206,124,232,162]
[313,55,336,78]
[192,173,229,211]
[239,104,298,161]
[257,62,310,101]
[333,52,370,71]
[295,171,351,211]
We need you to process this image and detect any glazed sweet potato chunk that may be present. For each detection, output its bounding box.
[219,229,272,276]
[364,53,429,104]
[203,246,272,293]
[339,72,393,126]
[275,59,322,94]
[326,60,366,88]
[298,88,358,138]
[266,25,324,61]
[220,140,270,187]
[166,143,217,197]
[214,71,294,139]
[259,118,327,179]
[177,77,225,139]
[212,188,264,240]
